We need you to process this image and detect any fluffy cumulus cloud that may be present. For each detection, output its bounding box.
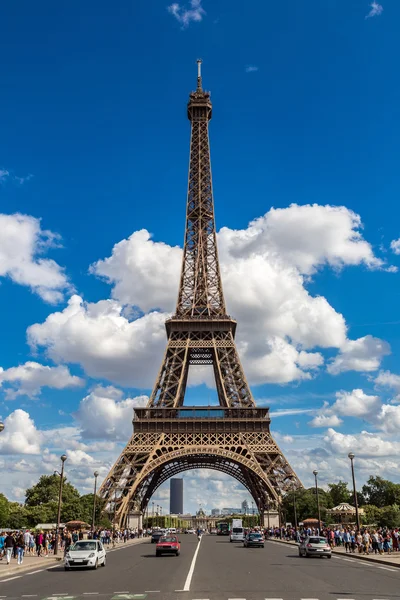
[390,238,400,255]
[0,213,71,303]
[327,335,390,375]
[0,409,42,455]
[27,295,167,387]
[374,370,400,402]
[0,361,84,399]
[26,204,391,387]
[74,385,148,440]
[324,427,400,457]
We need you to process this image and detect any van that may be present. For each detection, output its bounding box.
[168,527,177,534]
[230,527,245,542]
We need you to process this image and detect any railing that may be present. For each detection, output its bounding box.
[134,407,270,420]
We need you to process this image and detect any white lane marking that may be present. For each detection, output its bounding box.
[0,576,22,582]
[183,535,202,592]
[144,592,160,594]
[378,566,397,572]
[343,558,356,562]
[26,569,45,575]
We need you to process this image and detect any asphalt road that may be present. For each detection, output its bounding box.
[0,535,399,600]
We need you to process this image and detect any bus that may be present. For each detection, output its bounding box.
[216,521,230,536]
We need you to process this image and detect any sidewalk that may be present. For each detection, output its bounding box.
[268,537,400,568]
[0,536,148,579]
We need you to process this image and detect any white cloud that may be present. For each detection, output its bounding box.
[270,408,314,418]
[28,295,167,387]
[309,413,343,428]
[376,404,400,434]
[74,385,148,440]
[374,370,400,402]
[0,361,84,399]
[30,204,389,387]
[327,335,390,375]
[365,2,383,19]
[333,388,381,417]
[0,409,42,455]
[0,213,71,303]
[167,0,205,28]
[0,169,10,182]
[390,238,400,255]
[245,65,259,73]
[324,427,400,457]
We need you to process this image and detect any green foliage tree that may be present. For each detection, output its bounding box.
[362,504,381,525]
[282,487,332,525]
[79,494,106,527]
[25,474,80,507]
[362,476,400,508]
[8,503,29,529]
[377,504,400,529]
[0,493,10,527]
[327,481,351,506]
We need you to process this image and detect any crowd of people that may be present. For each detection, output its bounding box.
[266,525,400,554]
[0,527,144,566]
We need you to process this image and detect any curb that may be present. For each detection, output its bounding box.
[0,537,147,580]
[267,538,400,569]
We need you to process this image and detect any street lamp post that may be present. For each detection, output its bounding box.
[313,470,321,533]
[54,454,67,556]
[293,484,298,530]
[92,471,99,533]
[152,501,154,528]
[348,452,360,531]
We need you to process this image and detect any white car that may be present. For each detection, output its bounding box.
[65,540,106,570]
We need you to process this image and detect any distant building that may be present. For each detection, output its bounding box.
[221,507,242,515]
[241,500,249,514]
[170,478,183,514]
[211,508,220,516]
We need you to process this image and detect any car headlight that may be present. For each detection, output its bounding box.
[65,553,71,559]
[88,553,95,558]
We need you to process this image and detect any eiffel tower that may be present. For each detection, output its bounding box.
[99,61,302,527]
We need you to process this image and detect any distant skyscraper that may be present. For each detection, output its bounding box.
[170,478,183,514]
[242,500,249,514]
[211,508,221,516]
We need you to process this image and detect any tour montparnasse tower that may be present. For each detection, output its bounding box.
[99,61,302,528]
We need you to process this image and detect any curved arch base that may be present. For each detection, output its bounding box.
[99,430,302,528]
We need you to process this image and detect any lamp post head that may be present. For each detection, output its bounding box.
[94,471,99,478]
[60,454,67,463]
[348,452,355,460]
[0,422,4,433]
[313,470,318,477]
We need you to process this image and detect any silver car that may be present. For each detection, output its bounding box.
[298,535,332,558]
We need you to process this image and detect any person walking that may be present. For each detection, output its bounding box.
[16,532,24,565]
[4,532,15,564]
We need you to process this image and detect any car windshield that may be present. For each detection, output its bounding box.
[249,534,262,539]
[309,537,328,544]
[160,536,177,543]
[232,528,243,533]
[71,541,97,551]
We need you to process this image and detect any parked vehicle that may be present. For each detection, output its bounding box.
[299,536,332,558]
[156,535,181,557]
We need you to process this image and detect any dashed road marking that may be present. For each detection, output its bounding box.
[183,535,202,591]
[0,576,22,582]
[378,566,397,572]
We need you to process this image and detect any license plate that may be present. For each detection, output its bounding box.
[315,549,323,552]
[74,559,83,563]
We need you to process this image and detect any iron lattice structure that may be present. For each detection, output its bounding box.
[99,62,302,526]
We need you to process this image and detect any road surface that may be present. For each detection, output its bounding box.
[0,534,398,600]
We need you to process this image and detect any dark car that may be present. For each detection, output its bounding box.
[151,531,163,544]
[243,532,264,548]
[156,535,181,557]
[299,536,332,558]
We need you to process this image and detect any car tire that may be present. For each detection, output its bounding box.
[327,555,332,559]
[64,566,70,571]
[176,551,180,556]
[156,551,160,557]
[102,557,106,567]
[93,559,98,570]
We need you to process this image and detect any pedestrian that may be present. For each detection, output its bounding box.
[16,532,24,565]
[4,532,15,564]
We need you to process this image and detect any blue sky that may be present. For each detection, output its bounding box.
[1,0,400,514]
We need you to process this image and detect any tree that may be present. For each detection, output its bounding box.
[26,503,57,527]
[362,476,400,508]
[25,474,80,506]
[8,503,29,529]
[282,487,332,525]
[79,494,106,527]
[0,493,10,527]
[377,505,400,529]
[362,504,381,525]
[327,481,351,506]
